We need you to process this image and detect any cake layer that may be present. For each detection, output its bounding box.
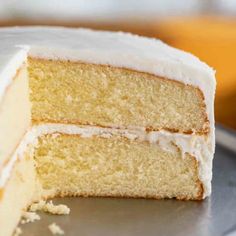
[34,132,203,200]
[29,58,208,134]
[0,64,31,167]
[0,150,39,236]
[0,123,213,197]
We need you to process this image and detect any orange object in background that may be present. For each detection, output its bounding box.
[155,16,236,129]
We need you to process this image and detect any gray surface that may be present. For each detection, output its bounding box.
[21,144,236,236]
[216,124,236,153]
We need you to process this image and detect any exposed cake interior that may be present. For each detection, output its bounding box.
[0,57,211,202]
[35,133,202,200]
[0,52,213,236]
[29,58,209,134]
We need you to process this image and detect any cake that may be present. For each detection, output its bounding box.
[0,27,216,235]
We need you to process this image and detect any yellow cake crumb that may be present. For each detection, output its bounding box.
[21,211,41,224]
[48,223,64,235]
[13,227,22,236]
[30,200,70,215]
[29,200,46,212]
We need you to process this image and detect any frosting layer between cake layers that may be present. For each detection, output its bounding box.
[0,123,212,198]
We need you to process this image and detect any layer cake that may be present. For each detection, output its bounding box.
[0,27,216,236]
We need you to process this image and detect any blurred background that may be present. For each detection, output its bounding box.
[0,0,235,130]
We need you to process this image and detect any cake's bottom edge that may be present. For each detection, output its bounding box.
[42,188,204,202]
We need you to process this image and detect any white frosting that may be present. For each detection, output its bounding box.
[0,123,212,197]
[0,27,216,198]
[0,48,28,101]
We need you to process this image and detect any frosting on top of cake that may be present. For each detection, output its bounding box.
[0,26,215,101]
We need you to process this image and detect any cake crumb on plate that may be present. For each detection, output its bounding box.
[30,200,70,215]
[48,223,64,235]
[29,200,46,212]
[21,211,41,224]
[13,227,22,236]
